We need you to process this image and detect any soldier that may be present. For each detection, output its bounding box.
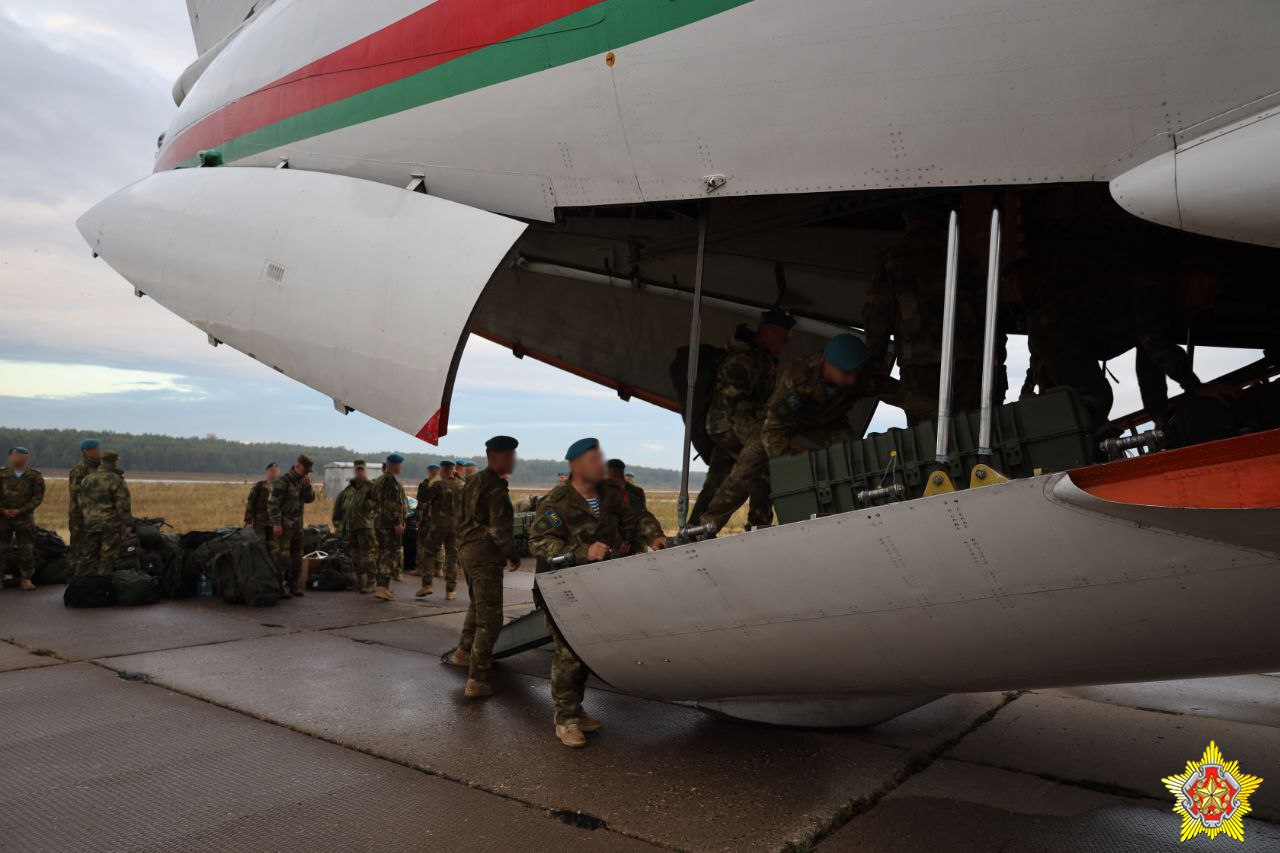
[79,451,131,576]
[67,438,101,577]
[243,463,279,552]
[528,438,667,748]
[699,335,898,532]
[458,460,478,481]
[411,463,440,577]
[331,460,370,533]
[368,454,408,601]
[344,461,378,594]
[416,460,464,599]
[607,459,646,510]
[0,447,45,591]
[557,472,568,484]
[689,310,794,529]
[446,436,523,699]
[863,208,998,425]
[268,454,315,597]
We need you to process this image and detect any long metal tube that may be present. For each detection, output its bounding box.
[977,208,1002,457]
[935,211,960,464]
[677,207,710,529]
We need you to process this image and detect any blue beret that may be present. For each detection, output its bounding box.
[386,453,405,464]
[80,438,101,451]
[761,309,796,330]
[607,458,626,470]
[426,464,440,471]
[440,460,456,469]
[824,334,869,372]
[9,447,29,455]
[565,437,599,461]
[455,459,471,467]
[485,435,518,452]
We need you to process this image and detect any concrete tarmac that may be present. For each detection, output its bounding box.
[3,574,1278,852]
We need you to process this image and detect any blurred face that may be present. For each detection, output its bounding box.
[569,448,607,486]
[9,451,28,470]
[387,462,403,476]
[822,361,863,389]
[606,466,626,485]
[442,466,455,479]
[488,449,517,476]
[266,466,280,484]
[756,324,791,357]
[84,447,101,461]
[354,466,368,481]
[293,463,307,477]
[428,469,439,480]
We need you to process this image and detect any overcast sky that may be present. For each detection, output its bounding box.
[0,2,1258,467]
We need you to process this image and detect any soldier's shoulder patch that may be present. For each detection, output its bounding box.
[533,507,563,534]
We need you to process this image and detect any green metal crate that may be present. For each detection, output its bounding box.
[513,511,535,557]
[770,387,1095,524]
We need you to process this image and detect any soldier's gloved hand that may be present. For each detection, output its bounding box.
[650,536,668,551]
[273,524,284,537]
[586,542,610,562]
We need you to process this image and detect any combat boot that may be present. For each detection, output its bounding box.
[445,590,458,601]
[373,587,395,602]
[463,678,493,699]
[579,714,603,733]
[415,585,433,597]
[445,648,471,668]
[556,721,587,748]
[20,579,36,591]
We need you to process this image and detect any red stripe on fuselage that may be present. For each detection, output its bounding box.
[158,0,604,170]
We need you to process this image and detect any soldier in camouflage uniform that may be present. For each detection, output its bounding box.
[268,455,315,597]
[67,438,102,577]
[411,463,440,577]
[79,451,131,576]
[458,460,478,481]
[343,462,378,593]
[1,447,45,590]
[446,436,523,699]
[529,438,667,748]
[330,460,370,533]
[243,462,279,553]
[699,335,898,532]
[417,460,464,599]
[1029,267,1232,432]
[863,209,999,425]
[689,311,794,529]
[368,454,408,601]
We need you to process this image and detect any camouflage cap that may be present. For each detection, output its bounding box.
[296,454,314,472]
[101,451,120,464]
[353,459,367,469]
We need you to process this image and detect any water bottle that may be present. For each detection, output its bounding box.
[197,572,214,598]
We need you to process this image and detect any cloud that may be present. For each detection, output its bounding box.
[0,360,202,400]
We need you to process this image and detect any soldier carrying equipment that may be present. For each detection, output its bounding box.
[446,436,523,700]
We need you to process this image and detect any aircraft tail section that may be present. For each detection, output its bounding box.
[76,167,526,443]
[186,0,262,55]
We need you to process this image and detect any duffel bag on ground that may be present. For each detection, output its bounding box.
[114,535,142,574]
[64,574,116,608]
[33,558,68,586]
[112,569,161,606]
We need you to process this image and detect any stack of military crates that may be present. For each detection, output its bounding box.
[513,511,536,557]
[770,387,1096,524]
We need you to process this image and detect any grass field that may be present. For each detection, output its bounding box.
[33,481,751,538]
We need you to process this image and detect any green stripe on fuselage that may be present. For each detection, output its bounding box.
[178,0,755,169]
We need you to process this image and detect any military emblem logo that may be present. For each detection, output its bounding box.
[1162,741,1262,842]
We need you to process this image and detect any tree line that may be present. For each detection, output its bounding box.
[0,426,704,488]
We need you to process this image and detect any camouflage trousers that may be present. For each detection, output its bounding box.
[689,433,774,531]
[1036,346,1114,433]
[422,526,459,592]
[547,615,589,726]
[697,433,773,533]
[374,528,401,588]
[895,359,988,426]
[416,521,441,576]
[82,526,122,577]
[273,526,304,590]
[457,556,504,684]
[67,513,88,577]
[348,528,377,589]
[0,516,36,580]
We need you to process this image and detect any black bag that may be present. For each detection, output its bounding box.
[180,530,221,551]
[34,528,69,565]
[669,343,726,461]
[134,523,164,551]
[64,575,116,608]
[33,558,68,586]
[302,524,331,554]
[112,569,161,606]
[210,528,280,607]
[115,535,143,574]
[314,564,353,591]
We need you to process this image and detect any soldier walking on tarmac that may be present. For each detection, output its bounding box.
[529,438,666,748]
[416,460,464,599]
[0,447,45,591]
[446,436,523,699]
[369,454,408,601]
[67,438,101,577]
[268,455,315,597]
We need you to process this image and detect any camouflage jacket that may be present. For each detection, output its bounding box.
[368,472,408,530]
[706,331,777,443]
[761,353,898,457]
[413,477,435,524]
[864,235,986,368]
[331,478,371,529]
[529,480,663,564]
[342,478,376,531]
[243,480,272,527]
[425,476,465,529]
[80,468,132,532]
[623,482,646,512]
[0,467,45,518]
[68,456,100,519]
[456,468,521,563]
[267,468,314,528]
